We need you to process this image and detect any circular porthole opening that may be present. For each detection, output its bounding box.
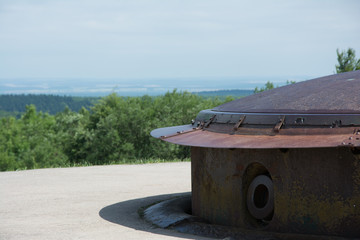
[253,184,269,209]
[246,175,274,221]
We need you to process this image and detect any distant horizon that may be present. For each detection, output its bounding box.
[0,74,314,97]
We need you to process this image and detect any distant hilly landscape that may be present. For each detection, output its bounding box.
[0,94,98,117]
[0,76,308,96]
[193,89,253,98]
[0,89,253,117]
[0,76,308,117]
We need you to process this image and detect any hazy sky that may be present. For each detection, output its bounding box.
[0,0,359,80]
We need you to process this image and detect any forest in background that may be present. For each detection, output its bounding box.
[0,94,99,117]
[1,47,358,172]
[0,91,234,171]
[0,90,252,118]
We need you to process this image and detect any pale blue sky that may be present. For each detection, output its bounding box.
[0,0,359,80]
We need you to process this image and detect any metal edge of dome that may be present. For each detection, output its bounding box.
[151,71,360,148]
[150,108,360,149]
[150,124,194,139]
[153,128,360,149]
[195,109,360,127]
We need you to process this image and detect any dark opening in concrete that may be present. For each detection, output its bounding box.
[253,184,269,209]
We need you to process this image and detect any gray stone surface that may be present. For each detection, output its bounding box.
[144,194,193,228]
[0,163,211,240]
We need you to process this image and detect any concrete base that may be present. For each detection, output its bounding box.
[143,194,356,240]
[143,193,199,228]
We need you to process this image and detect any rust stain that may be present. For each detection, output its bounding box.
[236,164,244,171]
[275,180,360,231]
[159,129,360,149]
[159,71,360,238]
[353,152,360,196]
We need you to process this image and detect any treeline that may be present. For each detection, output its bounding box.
[0,94,98,116]
[0,91,233,171]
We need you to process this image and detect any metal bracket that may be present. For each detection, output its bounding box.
[331,120,342,128]
[234,115,246,130]
[274,116,285,132]
[203,115,216,129]
[160,128,200,139]
[340,129,360,147]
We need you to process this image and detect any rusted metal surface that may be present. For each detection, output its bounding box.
[191,147,360,237]
[151,70,360,149]
[214,70,360,114]
[153,127,360,148]
[151,71,360,238]
[233,115,246,130]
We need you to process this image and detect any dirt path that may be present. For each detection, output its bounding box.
[0,163,211,240]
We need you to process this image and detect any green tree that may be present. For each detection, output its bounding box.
[0,105,68,171]
[335,48,360,73]
[0,91,232,171]
[254,81,275,93]
[286,80,296,85]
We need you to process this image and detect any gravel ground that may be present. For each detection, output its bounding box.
[0,162,211,240]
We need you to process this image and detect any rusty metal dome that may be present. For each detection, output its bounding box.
[151,70,360,148]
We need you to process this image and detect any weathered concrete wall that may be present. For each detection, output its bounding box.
[191,147,360,237]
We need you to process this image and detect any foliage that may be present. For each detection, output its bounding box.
[254,80,296,93]
[335,48,360,73]
[0,105,68,171]
[0,90,230,171]
[254,81,275,93]
[286,80,296,85]
[0,94,98,117]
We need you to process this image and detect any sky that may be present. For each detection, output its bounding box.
[0,0,359,81]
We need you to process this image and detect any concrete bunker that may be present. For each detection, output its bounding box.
[151,70,360,238]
